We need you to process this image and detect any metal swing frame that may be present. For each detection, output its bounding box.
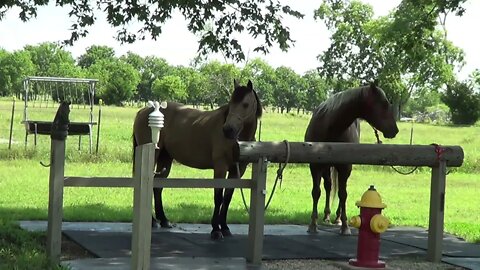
[22,76,100,153]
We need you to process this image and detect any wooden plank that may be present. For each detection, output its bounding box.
[63,177,253,189]
[247,157,268,264]
[46,139,65,266]
[153,178,253,188]
[237,141,464,167]
[64,177,133,187]
[427,160,447,262]
[131,143,155,270]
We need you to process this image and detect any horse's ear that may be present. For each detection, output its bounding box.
[247,80,253,91]
[370,79,379,89]
[234,79,240,89]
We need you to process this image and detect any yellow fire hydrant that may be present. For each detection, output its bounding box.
[349,185,389,268]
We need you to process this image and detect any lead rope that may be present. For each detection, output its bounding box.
[239,139,290,212]
[372,127,419,175]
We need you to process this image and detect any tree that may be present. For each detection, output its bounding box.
[241,58,276,107]
[152,75,187,102]
[134,56,172,101]
[170,66,209,106]
[303,70,327,111]
[441,79,480,125]
[199,61,240,107]
[120,51,145,71]
[24,42,77,77]
[0,50,36,97]
[1,1,303,62]
[78,45,116,68]
[315,0,465,118]
[87,59,140,105]
[273,66,304,113]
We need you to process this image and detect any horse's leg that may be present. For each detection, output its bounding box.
[219,162,247,237]
[308,163,323,233]
[211,163,228,240]
[322,167,332,224]
[334,199,342,225]
[152,149,173,228]
[335,164,352,235]
[331,168,342,225]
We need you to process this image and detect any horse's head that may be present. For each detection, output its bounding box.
[361,81,399,139]
[223,79,262,139]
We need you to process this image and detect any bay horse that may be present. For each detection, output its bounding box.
[133,80,262,240]
[304,81,398,235]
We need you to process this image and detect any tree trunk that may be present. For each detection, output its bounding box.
[393,102,401,120]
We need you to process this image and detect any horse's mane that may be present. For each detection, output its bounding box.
[314,86,365,116]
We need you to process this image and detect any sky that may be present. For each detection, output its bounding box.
[0,1,479,79]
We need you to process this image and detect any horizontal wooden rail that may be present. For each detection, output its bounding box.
[64,177,132,187]
[153,178,253,188]
[64,177,253,189]
[237,142,464,167]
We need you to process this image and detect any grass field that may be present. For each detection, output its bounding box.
[0,99,479,250]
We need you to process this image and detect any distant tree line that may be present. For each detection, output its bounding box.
[0,40,479,124]
[1,0,479,125]
[0,43,327,114]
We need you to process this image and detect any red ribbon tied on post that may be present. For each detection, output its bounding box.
[431,143,447,161]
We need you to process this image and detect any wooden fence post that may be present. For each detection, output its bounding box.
[247,157,268,264]
[131,143,155,270]
[427,160,447,262]
[46,139,66,266]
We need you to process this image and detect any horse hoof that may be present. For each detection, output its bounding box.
[221,229,233,237]
[340,227,351,235]
[151,219,160,229]
[307,225,318,234]
[160,220,173,228]
[323,219,332,224]
[210,231,224,240]
[334,219,342,226]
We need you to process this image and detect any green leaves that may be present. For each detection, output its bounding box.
[87,59,140,105]
[152,75,187,102]
[315,0,466,117]
[78,45,116,69]
[441,79,480,125]
[0,0,303,62]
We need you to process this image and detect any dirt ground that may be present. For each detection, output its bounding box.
[60,237,464,270]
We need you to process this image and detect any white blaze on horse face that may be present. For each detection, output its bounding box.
[223,91,257,139]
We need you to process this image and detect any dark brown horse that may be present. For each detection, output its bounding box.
[305,81,398,235]
[133,80,262,240]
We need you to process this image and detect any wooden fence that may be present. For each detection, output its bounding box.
[47,139,463,269]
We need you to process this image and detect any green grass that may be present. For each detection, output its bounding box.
[1,101,479,172]
[0,98,479,268]
[0,220,65,270]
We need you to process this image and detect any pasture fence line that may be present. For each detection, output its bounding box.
[46,138,463,268]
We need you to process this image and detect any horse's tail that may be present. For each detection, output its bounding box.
[329,167,339,210]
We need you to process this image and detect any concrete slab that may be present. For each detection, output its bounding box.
[19,220,308,235]
[62,257,263,270]
[63,230,355,260]
[19,221,480,270]
[442,257,480,270]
